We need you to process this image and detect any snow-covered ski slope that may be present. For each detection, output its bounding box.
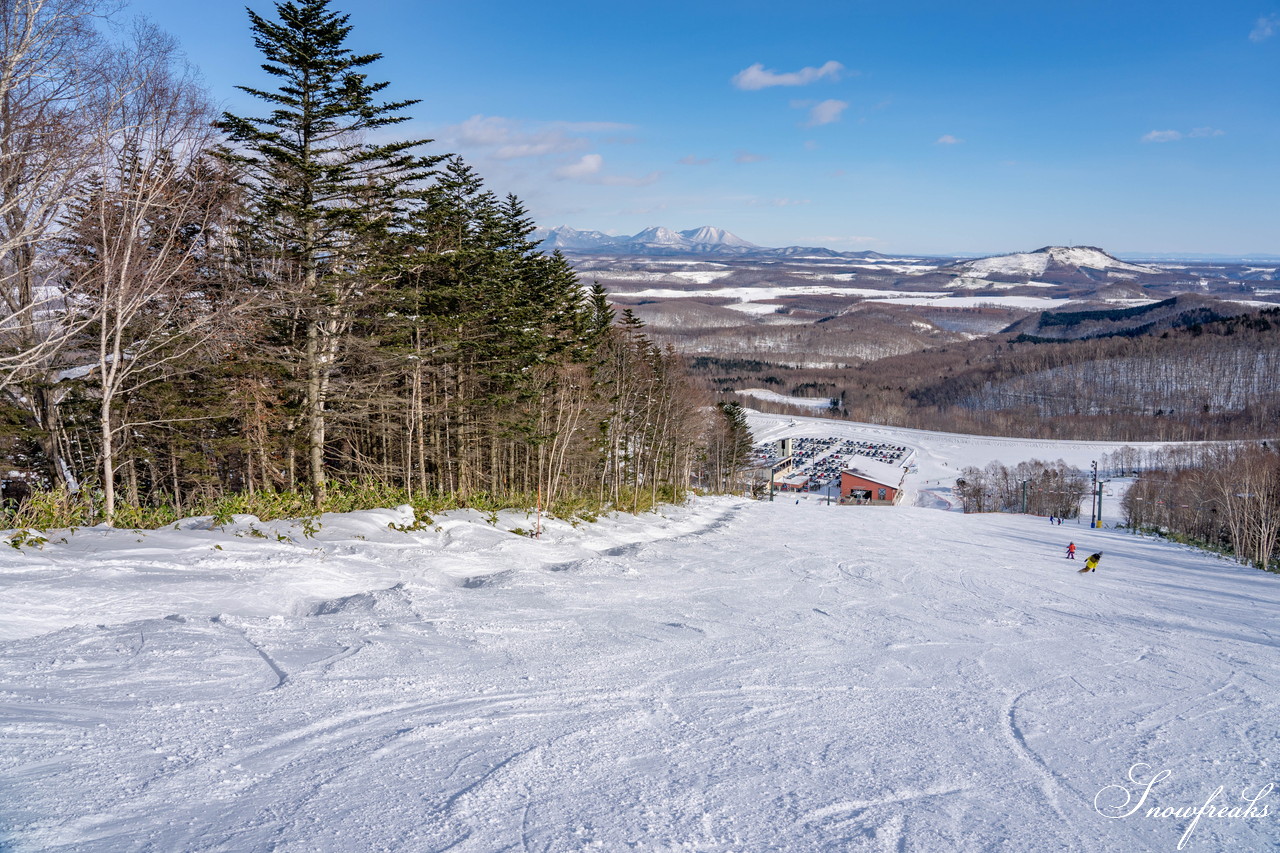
[2,430,1277,850]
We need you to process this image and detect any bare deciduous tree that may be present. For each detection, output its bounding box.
[65,23,247,524]
[0,0,115,485]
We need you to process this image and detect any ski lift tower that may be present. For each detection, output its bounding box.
[1090,460,1099,527]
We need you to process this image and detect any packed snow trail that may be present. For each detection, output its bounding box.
[1,500,1277,851]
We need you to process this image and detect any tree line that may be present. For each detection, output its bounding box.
[0,0,743,527]
[1122,443,1279,573]
[954,459,1089,517]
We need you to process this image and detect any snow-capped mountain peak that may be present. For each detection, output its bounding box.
[631,226,690,246]
[535,226,620,250]
[535,224,884,258]
[1036,246,1157,272]
[679,226,758,248]
[959,246,1159,278]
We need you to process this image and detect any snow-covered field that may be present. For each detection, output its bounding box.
[2,416,1277,851]
[860,294,1077,310]
[736,389,836,410]
[626,285,928,302]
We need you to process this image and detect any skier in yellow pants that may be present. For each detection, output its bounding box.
[1078,552,1102,573]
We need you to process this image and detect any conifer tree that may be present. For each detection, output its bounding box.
[707,400,752,491]
[584,282,616,350]
[217,0,437,502]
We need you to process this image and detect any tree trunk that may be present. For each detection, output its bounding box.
[100,393,115,525]
[306,318,326,504]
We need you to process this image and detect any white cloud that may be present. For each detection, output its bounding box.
[451,115,511,146]
[495,136,584,159]
[935,134,963,145]
[445,115,637,160]
[678,155,714,165]
[732,60,845,90]
[806,99,849,126]
[1142,127,1224,142]
[553,154,661,186]
[734,150,767,163]
[554,154,603,179]
[1250,13,1280,41]
[450,115,585,159]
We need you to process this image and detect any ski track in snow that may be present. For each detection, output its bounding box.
[1,457,1279,848]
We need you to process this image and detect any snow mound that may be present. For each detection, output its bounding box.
[305,583,419,618]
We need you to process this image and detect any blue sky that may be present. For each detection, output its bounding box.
[126,0,1279,256]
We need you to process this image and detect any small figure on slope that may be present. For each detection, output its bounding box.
[1066,542,1076,560]
[1078,552,1102,574]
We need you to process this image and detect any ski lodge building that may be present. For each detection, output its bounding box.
[840,458,909,506]
[774,473,811,492]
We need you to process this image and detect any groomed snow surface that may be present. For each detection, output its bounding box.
[2,419,1278,851]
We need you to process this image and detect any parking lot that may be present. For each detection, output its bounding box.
[753,437,913,492]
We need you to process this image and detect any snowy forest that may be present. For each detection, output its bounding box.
[0,0,749,527]
[1120,443,1280,572]
[721,309,1280,442]
[953,459,1089,518]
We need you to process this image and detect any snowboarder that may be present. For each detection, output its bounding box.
[1066,542,1076,560]
[1078,552,1102,573]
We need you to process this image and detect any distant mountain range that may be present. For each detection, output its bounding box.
[535,226,1278,266]
[1120,252,1280,263]
[533,225,886,259]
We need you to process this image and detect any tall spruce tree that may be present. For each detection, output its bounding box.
[709,401,752,492]
[217,0,437,502]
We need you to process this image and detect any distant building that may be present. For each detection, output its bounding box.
[775,473,811,492]
[770,456,795,487]
[840,461,907,506]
